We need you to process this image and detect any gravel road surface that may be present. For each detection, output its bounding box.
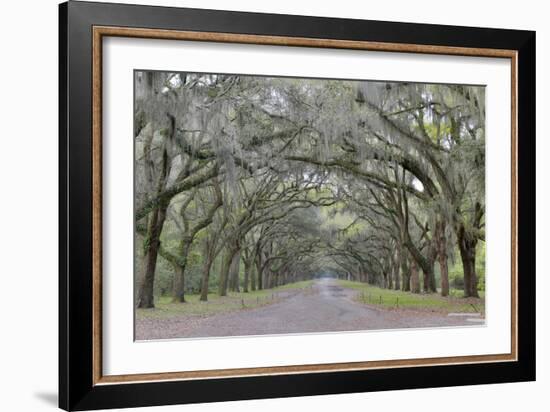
[136,278,478,340]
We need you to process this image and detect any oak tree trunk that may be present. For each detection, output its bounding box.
[422,248,437,293]
[457,223,479,298]
[136,205,168,308]
[250,264,256,291]
[393,249,401,290]
[172,240,192,303]
[410,258,420,294]
[243,257,252,293]
[439,252,450,297]
[218,245,239,296]
[401,252,410,291]
[199,254,215,301]
[436,220,450,297]
[229,251,241,292]
[171,264,186,303]
[255,255,264,290]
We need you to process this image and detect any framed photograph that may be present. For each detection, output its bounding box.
[59,1,535,410]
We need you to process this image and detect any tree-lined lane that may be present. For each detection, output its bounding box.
[135,74,486,312]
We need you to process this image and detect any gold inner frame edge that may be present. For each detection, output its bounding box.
[91,25,518,386]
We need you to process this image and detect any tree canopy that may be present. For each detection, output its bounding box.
[134,71,486,308]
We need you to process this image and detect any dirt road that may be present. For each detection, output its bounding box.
[136,278,478,340]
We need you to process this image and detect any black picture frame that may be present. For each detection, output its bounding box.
[59,1,536,410]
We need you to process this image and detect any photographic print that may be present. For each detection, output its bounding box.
[134,71,486,341]
[60,4,534,408]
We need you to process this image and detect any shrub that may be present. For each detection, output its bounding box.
[451,274,464,290]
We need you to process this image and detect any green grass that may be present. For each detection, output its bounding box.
[137,280,315,320]
[337,280,484,314]
[448,288,485,299]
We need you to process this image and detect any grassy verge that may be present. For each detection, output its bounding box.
[137,280,315,320]
[337,280,484,314]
